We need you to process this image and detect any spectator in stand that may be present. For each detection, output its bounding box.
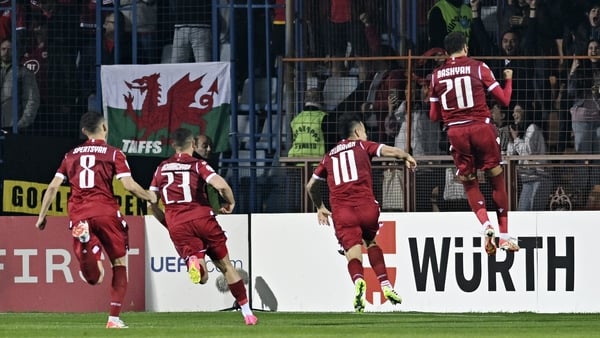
[471,0,536,113]
[326,0,367,76]
[506,102,552,211]
[193,134,222,214]
[170,0,212,63]
[79,10,131,112]
[289,88,335,157]
[35,111,157,329]
[491,103,511,155]
[100,11,132,65]
[427,0,473,50]
[385,79,440,156]
[121,0,160,64]
[564,2,600,57]
[497,0,532,40]
[357,46,406,144]
[0,0,26,56]
[22,21,48,131]
[358,11,381,56]
[567,38,600,156]
[0,39,40,133]
[271,0,286,71]
[31,0,80,134]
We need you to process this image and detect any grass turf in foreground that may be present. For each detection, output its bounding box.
[0,312,599,338]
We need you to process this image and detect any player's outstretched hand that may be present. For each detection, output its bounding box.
[503,69,513,80]
[404,155,417,171]
[219,202,235,214]
[35,217,47,230]
[147,190,158,204]
[317,207,332,226]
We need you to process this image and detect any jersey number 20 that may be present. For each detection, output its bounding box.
[439,76,474,110]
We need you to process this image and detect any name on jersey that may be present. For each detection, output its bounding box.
[162,163,192,171]
[329,141,355,156]
[73,145,107,154]
[437,66,471,79]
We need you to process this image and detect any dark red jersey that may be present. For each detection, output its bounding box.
[312,139,383,209]
[56,139,131,221]
[150,153,216,227]
[429,56,506,125]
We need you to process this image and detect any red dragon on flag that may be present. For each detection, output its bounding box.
[102,63,231,157]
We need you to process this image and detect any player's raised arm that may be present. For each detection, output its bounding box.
[490,69,513,107]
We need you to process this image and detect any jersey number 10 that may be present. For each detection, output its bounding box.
[332,150,359,185]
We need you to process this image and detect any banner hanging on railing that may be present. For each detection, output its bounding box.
[101,63,231,157]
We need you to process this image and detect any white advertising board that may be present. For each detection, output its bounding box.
[145,215,249,311]
[249,212,598,313]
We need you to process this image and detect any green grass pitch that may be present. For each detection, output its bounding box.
[1,312,599,337]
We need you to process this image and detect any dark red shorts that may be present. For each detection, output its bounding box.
[168,215,228,261]
[72,213,129,263]
[447,122,501,176]
[332,201,381,251]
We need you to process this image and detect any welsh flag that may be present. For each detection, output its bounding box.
[101,63,231,157]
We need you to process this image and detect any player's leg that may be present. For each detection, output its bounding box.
[71,220,105,285]
[168,220,209,284]
[448,125,496,255]
[106,256,129,328]
[205,216,257,325]
[484,148,519,252]
[360,204,401,305]
[98,215,131,329]
[334,206,367,312]
[213,254,257,325]
[345,243,367,312]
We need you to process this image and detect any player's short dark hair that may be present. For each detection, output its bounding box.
[80,111,104,133]
[444,31,467,55]
[338,113,363,139]
[171,128,193,148]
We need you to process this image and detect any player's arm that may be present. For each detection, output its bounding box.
[147,191,167,229]
[35,175,64,230]
[207,174,236,214]
[428,78,442,121]
[380,144,417,171]
[120,176,157,204]
[489,69,513,107]
[306,176,332,226]
[429,100,442,121]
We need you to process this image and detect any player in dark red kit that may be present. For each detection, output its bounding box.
[306,114,416,313]
[35,111,157,329]
[429,31,519,255]
[148,128,258,326]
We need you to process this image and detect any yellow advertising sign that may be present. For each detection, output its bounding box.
[2,179,148,216]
